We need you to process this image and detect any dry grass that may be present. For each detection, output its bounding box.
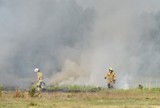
[0,89,160,108]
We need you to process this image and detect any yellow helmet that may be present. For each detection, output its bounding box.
[109,67,113,71]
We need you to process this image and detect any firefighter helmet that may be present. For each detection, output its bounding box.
[34,68,40,72]
[109,67,113,71]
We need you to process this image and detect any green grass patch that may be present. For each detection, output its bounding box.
[0,87,160,108]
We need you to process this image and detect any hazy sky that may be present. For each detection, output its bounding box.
[1,0,160,89]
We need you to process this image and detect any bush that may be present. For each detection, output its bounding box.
[28,86,36,97]
[28,102,37,106]
[13,88,24,98]
[138,84,143,90]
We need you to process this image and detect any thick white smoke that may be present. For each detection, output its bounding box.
[0,0,160,89]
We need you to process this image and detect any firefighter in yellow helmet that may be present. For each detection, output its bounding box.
[34,68,44,92]
[105,67,116,88]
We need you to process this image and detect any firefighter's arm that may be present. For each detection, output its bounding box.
[104,75,106,79]
[104,73,108,79]
[113,73,116,83]
[113,79,116,84]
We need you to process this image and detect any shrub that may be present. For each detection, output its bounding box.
[28,102,37,106]
[28,86,36,97]
[138,84,143,90]
[13,88,24,98]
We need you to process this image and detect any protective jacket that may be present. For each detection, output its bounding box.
[37,71,43,81]
[106,71,116,83]
[36,71,43,91]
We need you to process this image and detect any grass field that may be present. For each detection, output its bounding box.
[0,87,160,108]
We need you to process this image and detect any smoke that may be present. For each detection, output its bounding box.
[87,0,160,89]
[0,0,94,87]
[49,59,89,85]
[0,0,160,89]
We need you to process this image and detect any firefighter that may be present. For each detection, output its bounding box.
[105,67,116,88]
[34,68,44,92]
